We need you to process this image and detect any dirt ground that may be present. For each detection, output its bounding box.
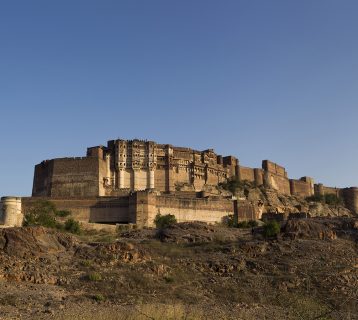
[0,218,357,320]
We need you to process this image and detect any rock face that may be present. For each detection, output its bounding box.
[0,227,76,284]
[0,227,146,285]
[237,185,353,219]
[155,222,239,243]
[0,220,357,319]
[0,227,75,258]
[283,217,358,241]
[284,219,337,240]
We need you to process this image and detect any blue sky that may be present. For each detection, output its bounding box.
[0,0,358,196]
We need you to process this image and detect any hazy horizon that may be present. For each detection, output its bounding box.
[1,0,358,196]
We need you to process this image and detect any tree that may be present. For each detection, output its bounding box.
[154,214,177,229]
[23,200,58,228]
[263,220,280,238]
[64,218,81,234]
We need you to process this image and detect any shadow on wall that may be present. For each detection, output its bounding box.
[89,197,132,224]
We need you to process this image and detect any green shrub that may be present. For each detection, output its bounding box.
[23,200,58,228]
[164,276,174,283]
[247,220,258,228]
[154,214,177,229]
[93,294,105,302]
[87,272,102,281]
[324,194,342,205]
[219,178,252,194]
[55,210,71,217]
[222,214,237,227]
[237,221,249,228]
[64,218,81,234]
[80,259,92,267]
[237,220,258,228]
[306,194,342,205]
[263,220,281,238]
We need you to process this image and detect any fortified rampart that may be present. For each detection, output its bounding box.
[19,192,235,228]
[32,139,314,198]
[1,138,357,228]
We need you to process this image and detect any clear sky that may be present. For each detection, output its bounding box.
[1,0,358,196]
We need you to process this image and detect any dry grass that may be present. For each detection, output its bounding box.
[55,303,205,320]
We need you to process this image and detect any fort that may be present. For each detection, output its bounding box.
[1,138,358,228]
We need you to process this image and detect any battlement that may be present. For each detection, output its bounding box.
[262,160,288,178]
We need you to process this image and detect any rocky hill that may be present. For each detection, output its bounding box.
[219,181,354,218]
[0,217,357,319]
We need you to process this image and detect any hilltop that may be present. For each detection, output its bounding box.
[0,216,357,320]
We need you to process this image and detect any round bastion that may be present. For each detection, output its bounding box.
[0,197,23,227]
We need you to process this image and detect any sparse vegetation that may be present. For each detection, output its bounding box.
[64,218,81,234]
[1,218,357,319]
[306,194,343,205]
[23,200,82,235]
[93,293,105,302]
[248,220,259,228]
[154,213,177,229]
[221,214,237,227]
[80,259,92,267]
[0,294,18,307]
[23,200,58,228]
[163,275,174,283]
[55,210,71,218]
[237,220,258,229]
[324,193,343,205]
[219,178,253,194]
[87,272,102,281]
[306,194,324,202]
[222,216,259,229]
[263,220,281,238]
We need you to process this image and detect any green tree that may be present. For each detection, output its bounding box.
[23,200,58,228]
[154,214,177,229]
[263,220,281,238]
[64,218,81,234]
[324,194,342,205]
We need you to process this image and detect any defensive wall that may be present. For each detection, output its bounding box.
[32,139,322,199]
[1,139,358,228]
[1,192,243,228]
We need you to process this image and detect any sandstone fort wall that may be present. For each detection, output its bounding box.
[289,177,314,198]
[14,138,356,228]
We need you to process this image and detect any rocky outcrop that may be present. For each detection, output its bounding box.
[0,227,146,285]
[240,186,354,219]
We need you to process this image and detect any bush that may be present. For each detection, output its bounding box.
[80,259,92,267]
[236,220,258,229]
[324,194,343,205]
[93,294,105,302]
[306,194,342,205]
[23,201,75,231]
[219,178,252,194]
[248,220,259,228]
[305,195,323,202]
[164,276,174,283]
[222,214,237,227]
[237,221,249,228]
[55,210,71,218]
[154,214,177,229]
[87,272,102,281]
[263,220,281,238]
[23,200,58,228]
[64,218,81,234]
